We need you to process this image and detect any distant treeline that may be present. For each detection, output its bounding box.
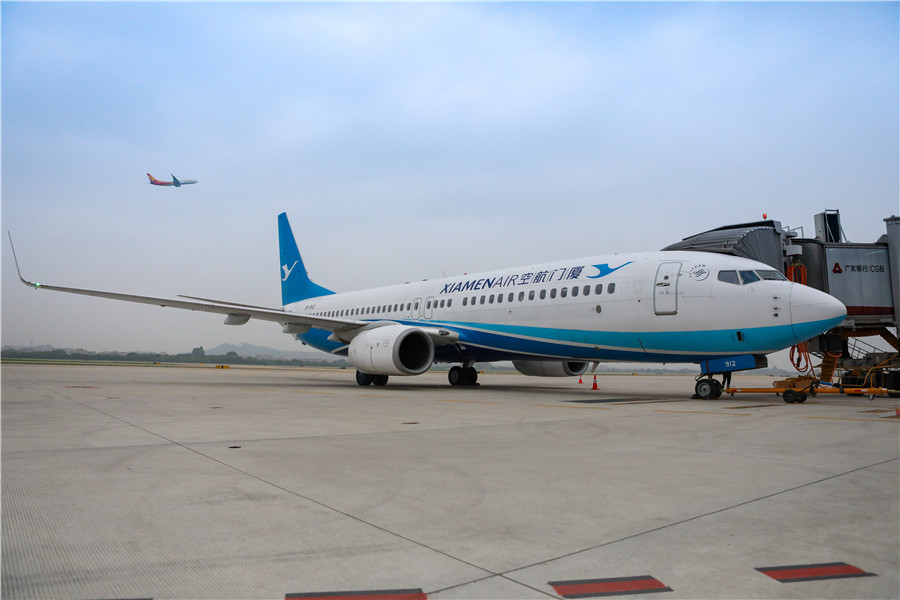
[1,347,350,368]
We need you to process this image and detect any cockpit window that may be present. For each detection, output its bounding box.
[719,268,787,285]
[757,270,787,281]
[718,270,740,285]
[739,270,761,284]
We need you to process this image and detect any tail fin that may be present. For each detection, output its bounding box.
[147,173,158,183]
[278,212,334,305]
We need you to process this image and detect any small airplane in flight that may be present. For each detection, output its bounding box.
[10,213,846,396]
[147,173,197,187]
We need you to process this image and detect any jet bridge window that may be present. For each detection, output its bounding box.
[718,270,740,285]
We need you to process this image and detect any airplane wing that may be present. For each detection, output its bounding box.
[8,235,456,345]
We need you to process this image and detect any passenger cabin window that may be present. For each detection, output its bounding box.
[739,270,761,284]
[608,283,616,294]
[718,270,740,285]
[595,284,603,295]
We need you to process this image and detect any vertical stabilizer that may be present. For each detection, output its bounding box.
[278,213,334,306]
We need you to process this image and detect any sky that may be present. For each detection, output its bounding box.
[2,1,898,359]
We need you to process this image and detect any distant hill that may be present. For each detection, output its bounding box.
[205,342,343,362]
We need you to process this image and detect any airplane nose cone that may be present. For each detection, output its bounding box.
[789,284,846,343]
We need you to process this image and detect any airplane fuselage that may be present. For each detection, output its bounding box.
[287,251,844,365]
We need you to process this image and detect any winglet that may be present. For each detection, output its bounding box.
[7,232,40,288]
[278,213,333,305]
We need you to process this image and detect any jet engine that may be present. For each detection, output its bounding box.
[349,325,435,376]
[512,360,590,377]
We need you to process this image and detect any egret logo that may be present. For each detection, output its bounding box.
[281,260,299,281]
[689,265,709,281]
[588,261,633,278]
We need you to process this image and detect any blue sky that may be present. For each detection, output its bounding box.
[2,2,898,356]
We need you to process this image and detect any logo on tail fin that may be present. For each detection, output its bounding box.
[281,260,299,281]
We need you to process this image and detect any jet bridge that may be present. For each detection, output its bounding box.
[664,211,900,400]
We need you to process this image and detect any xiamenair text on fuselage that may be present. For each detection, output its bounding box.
[11,213,846,395]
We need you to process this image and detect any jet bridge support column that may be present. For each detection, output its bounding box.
[885,216,900,326]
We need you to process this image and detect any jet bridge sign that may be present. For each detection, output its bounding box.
[826,245,893,319]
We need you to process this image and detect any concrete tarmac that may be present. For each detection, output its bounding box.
[2,363,898,600]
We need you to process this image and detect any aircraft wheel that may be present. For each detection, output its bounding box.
[356,371,374,386]
[449,366,466,386]
[711,379,724,399]
[782,389,798,403]
[465,366,479,386]
[694,378,715,399]
[372,375,389,387]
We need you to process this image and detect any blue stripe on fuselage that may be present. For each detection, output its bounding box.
[297,316,841,364]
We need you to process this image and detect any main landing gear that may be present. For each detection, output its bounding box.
[356,371,389,386]
[448,364,478,387]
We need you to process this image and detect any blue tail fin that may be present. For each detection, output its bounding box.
[278,212,334,305]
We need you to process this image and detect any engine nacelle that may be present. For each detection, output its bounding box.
[512,360,590,377]
[349,325,435,376]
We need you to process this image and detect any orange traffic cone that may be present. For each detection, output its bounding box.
[578,374,583,384]
[592,375,598,390]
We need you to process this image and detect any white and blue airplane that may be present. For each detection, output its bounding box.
[11,213,846,397]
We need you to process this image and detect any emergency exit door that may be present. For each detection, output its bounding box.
[654,262,681,315]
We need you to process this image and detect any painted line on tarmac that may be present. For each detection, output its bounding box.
[533,404,611,410]
[755,562,876,583]
[438,399,500,404]
[285,589,427,600]
[653,410,751,416]
[806,416,900,423]
[549,575,672,598]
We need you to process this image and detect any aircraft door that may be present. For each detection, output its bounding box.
[413,297,423,320]
[654,262,681,315]
[424,296,434,319]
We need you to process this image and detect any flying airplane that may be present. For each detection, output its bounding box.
[10,213,846,396]
[147,173,197,187]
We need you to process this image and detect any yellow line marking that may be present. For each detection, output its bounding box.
[438,399,499,404]
[537,404,611,410]
[654,410,751,416]
[806,417,900,423]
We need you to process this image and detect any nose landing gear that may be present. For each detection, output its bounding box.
[694,372,731,400]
